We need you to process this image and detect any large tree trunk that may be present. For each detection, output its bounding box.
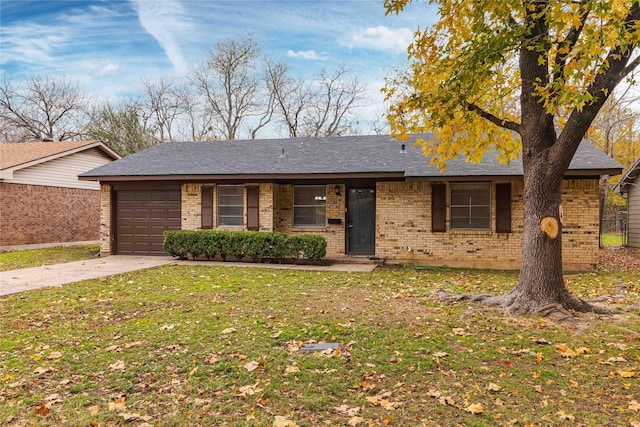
[492,133,610,315]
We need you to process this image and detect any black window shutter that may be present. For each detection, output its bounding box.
[495,183,511,233]
[246,186,259,231]
[201,186,213,229]
[432,184,446,232]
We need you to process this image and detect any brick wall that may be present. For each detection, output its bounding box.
[181,183,275,232]
[0,182,100,246]
[99,184,112,255]
[274,183,346,256]
[375,179,599,270]
[96,178,600,270]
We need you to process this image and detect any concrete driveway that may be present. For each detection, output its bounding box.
[0,256,377,296]
[0,256,176,296]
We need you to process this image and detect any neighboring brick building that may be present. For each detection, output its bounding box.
[80,135,621,270]
[0,141,120,248]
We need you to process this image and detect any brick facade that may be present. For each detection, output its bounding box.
[98,178,600,270]
[99,184,112,255]
[1,182,100,246]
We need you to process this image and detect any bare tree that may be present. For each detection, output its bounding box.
[136,78,191,142]
[265,61,312,138]
[268,64,367,138]
[303,66,366,137]
[0,75,87,142]
[189,35,272,140]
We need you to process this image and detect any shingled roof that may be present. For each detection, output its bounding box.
[1,140,120,171]
[79,134,622,181]
[613,156,640,194]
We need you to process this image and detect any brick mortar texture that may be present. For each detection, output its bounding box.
[1,182,100,246]
[375,179,599,270]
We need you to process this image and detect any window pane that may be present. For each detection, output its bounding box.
[450,182,491,230]
[293,186,326,226]
[218,185,244,227]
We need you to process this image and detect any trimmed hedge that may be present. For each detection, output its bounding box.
[163,230,327,263]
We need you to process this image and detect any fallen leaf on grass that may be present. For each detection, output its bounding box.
[487,383,501,392]
[438,396,456,407]
[284,364,299,375]
[34,402,50,416]
[273,415,298,427]
[221,327,237,335]
[466,403,484,414]
[432,351,448,358]
[124,341,143,349]
[618,369,636,378]
[33,366,53,375]
[87,405,100,416]
[46,351,63,359]
[629,400,640,411]
[159,324,175,330]
[366,394,402,410]
[556,410,575,422]
[348,416,365,426]
[335,405,360,417]
[556,344,589,358]
[237,383,262,397]
[244,361,260,372]
[109,360,125,371]
[108,397,126,412]
[119,412,152,422]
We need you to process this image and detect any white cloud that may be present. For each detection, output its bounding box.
[286,50,328,61]
[0,23,67,66]
[130,0,191,74]
[97,63,120,78]
[348,26,413,54]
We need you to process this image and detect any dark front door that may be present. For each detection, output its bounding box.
[347,187,376,255]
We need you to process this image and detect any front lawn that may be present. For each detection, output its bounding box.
[0,244,100,272]
[1,265,638,426]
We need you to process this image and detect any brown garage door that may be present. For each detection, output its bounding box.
[116,190,181,255]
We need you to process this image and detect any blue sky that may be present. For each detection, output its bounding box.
[1,0,437,133]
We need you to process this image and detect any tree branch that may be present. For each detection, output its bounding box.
[467,102,521,133]
[552,0,589,83]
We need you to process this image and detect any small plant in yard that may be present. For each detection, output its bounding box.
[0,265,638,426]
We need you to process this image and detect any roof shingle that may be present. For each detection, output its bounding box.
[1,140,107,170]
[80,134,622,180]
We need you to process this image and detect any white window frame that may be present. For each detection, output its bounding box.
[217,185,244,227]
[293,185,327,227]
[450,182,491,230]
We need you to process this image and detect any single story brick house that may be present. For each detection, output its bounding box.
[80,135,621,270]
[613,156,640,248]
[0,140,120,248]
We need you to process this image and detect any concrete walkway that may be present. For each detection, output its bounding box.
[0,256,377,296]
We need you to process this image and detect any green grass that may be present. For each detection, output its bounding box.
[601,233,624,247]
[1,264,638,426]
[0,244,100,272]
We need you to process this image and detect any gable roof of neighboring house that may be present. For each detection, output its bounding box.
[0,140,121,179]
[613,156,640,194]
[79,134,622,181]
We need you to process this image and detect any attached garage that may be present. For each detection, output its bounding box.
[115,189,181,255]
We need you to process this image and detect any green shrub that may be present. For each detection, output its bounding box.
[163,230,327,263]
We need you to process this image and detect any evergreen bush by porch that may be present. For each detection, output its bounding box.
[163,230,326,263]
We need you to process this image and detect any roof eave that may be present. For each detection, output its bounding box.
[79,171,407,182]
